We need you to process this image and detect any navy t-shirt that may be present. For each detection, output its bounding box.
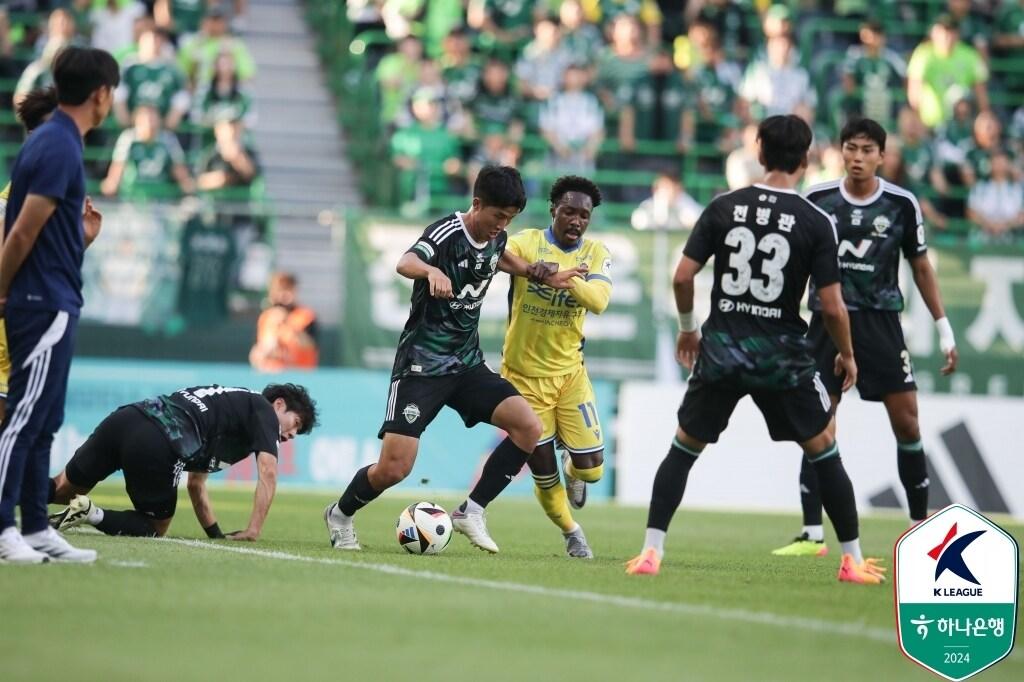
[3,109,86,315]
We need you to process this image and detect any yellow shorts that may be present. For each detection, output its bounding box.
[0,319,8,397]
[502,364,603,455]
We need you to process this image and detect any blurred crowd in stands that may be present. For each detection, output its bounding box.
[0,0,261,201]
[337,0,1024,239]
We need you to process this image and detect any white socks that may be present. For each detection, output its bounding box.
[803,525,825,542]
[461,498,484,515]
[643,528,666,559]
[840,539,864,564]
[329,504,352,526]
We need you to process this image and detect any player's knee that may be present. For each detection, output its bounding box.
[892,415,920,442]
[511,413,543,450]
[152,518,172,537]
[375,460,412,487]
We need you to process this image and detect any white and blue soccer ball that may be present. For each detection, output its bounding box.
[396,502,453,555]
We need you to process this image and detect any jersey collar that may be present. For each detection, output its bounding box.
[52,109,84,147]
[838,176,884,206]
[456,211,489,249]
[545,225,582,253]
[753,182,798,195]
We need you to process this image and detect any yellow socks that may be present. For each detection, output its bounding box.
[566,462,603,483]
[532,472,576,533]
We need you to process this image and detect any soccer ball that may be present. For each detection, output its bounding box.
[396,502,453,555]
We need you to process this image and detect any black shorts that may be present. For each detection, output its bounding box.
[808,310,916,401]
[677,373,833,444]
[379,363,521,439]
[64,406,181,520]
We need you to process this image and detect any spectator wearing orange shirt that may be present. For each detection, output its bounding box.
[250,272,319,371]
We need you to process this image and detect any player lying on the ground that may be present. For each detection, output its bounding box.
[501,175,612,559]
[48,383,318,540]
[324,165,585,554]
[773,117,958,557]
[625,114,886,584]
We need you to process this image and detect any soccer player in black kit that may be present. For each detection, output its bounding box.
[324,166,584,554]
[773,118,958,558]
[47,383,318,540]
[626,115,886,584]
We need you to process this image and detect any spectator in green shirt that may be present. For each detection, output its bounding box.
[155,0,208,39]
[439,28,482,108]
[195,117,260,191]
[907,13,989,129]
[178,4,255,91]
[114,27,191,130]
[468,0,537,50]
[596,14,651,129]
[466,58,525,143]
[391,89,464,206]
[993,0,1024,95]
[194,50,255,130]
[102,105,195,199]
[892,106,948,230]
[840,20,906,132]
[375,35,423,126]
[558,0,603,66]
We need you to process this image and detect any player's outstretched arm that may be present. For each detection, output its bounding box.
[817,283,858,391]
[187,472,225,539]
[397,252,452,298]
[909,254,958,375]
[674,255,704,369]
[228,452,277,542]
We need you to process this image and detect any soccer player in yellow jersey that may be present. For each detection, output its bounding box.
[0,87,59,421]
[503,176,611,558]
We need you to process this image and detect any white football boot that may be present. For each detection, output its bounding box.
[323,503,361,550]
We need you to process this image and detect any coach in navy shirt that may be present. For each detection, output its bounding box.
[0,47,119,564]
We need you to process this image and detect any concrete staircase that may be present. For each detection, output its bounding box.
[243,0,361,325]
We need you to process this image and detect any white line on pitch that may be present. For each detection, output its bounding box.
[159,538,894,644]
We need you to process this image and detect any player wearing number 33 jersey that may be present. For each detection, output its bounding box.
[628,115,885,585]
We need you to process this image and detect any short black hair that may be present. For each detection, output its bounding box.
[757,114,812,173]
[839,117,887,151]
[16,87,58,132]
[549,175,602,208]
[262,383,319,435]
[473,165,527,211]
[52,46,120,106]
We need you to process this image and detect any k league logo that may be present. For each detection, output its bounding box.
[895,504,1019,681]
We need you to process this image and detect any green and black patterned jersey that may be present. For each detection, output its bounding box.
[618,71,688,141]
[684,185,840,390]
[688,61,741,143]
[471,90,523,136]
[899,139,934,194]
[841,47,906,128]
[132,386,280,473]
[392,213,507,380]
[806,178,926,312]
[110,129,186,197]
[120,61,188,116]
[441,59,482,106]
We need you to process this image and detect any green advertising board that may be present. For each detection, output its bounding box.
[341,215,1024,395]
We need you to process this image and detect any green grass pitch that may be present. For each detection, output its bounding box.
[2,484,1020,682]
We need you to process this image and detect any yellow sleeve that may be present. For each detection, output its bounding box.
[506,230,533,261]
[571,277,611,314]
[571,242,612,315]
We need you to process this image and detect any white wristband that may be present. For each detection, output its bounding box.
[678,311,698,333]
[936,317,956,354]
